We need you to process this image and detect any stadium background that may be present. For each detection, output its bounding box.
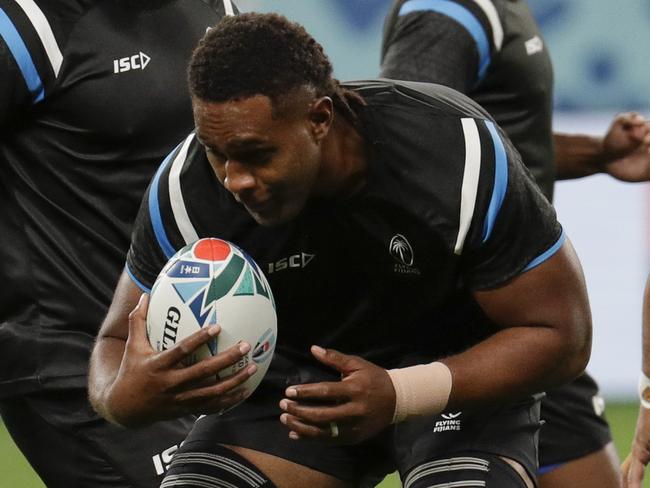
[2,0,649,485]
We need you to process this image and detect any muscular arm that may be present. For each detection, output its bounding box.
[88,270,255,427]
[445,240,591,409]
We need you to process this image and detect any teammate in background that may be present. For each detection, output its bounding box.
[0,0,236,486]
[380,1,650,487]
[89,13,592,487]
[621,274,650,488]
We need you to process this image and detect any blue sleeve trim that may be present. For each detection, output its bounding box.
[125,263,151,293]
[399,0,491,80]
[0,7,44,103]
[148,145,181,260]
[523,231,566,273]
[537,462,564,476]
[482,120,508,242]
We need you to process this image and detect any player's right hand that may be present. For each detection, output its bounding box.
[105,294,257,427]
[622,406,650,488]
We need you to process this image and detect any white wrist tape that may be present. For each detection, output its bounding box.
[387,362,452,424]
[638,372,650,409]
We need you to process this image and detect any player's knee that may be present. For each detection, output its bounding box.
[402,453,530,488]
[161,443,278,487]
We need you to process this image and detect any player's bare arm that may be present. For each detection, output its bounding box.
[279,240,591,443]
[622,273,650,488]
[555,112,650,181]
[88,271,255,427]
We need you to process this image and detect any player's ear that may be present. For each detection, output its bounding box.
[308,96,333,142]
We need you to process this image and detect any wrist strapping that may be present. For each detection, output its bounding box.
[638,372,650,409]
[387,362,452,424]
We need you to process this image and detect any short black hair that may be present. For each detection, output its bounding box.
[188,12,337,104]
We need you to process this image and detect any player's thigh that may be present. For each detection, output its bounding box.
[539,442,621,488]
[0,390,196,488]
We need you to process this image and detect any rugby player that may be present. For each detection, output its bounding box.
[89,13,593,487]
[381,1,650,486]
[0,0,237,485]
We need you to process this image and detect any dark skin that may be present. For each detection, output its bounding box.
[88,86,592,487]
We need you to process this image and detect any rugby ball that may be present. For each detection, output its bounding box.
[146,238,277,404]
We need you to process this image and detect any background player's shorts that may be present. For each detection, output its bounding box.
[539,372,613,468]
[177,352,541,485]
[0,388,196,487]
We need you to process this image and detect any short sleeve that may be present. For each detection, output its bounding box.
[458,119,563,289]
[0,0,61,125]
[380,0,505,92]
[126,137,195,291]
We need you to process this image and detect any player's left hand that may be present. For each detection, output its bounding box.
[622,407,650,488]
[278,346,396,445]
[602,112,650,182]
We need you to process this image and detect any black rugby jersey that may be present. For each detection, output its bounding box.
[381,0,555,200]
[127,80,563,367]
[0,0,236,395]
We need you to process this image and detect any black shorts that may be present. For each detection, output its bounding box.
[181,353,541,485]
[539,372,612,469]
[0,388,196,488]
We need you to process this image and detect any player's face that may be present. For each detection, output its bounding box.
[193,94,330,226]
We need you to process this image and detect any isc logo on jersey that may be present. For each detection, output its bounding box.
[113,52,151,73]
[146,238,277,407]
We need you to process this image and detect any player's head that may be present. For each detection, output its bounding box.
[188,13,360,226]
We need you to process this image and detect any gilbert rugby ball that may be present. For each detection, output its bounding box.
[146,238,277,402]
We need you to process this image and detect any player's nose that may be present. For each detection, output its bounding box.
[223,160,256,196]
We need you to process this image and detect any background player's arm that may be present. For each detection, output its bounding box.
[621,273,650,487]
[555,112,650,181]
[88,270,255,427]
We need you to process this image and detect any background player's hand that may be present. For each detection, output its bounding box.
[106,294,256,426]
[279,346,395,445]
[622,407,650,487]
[602,112,650,182]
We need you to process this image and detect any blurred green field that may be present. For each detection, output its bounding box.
[0,401,647,487]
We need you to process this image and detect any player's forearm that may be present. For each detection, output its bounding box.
[642,274,650,377]
[554,132,607,179]
[88,336,129,425]
[442,323,589,411]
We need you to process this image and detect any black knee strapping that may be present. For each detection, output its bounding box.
[161,443,278,488]
[402,453,529,488]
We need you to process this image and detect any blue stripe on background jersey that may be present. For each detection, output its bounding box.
[0,6,44,102]
[125,264,152,293]
[399,0,491,80]
[523,231,566,272]
[149,145,182,260]
[482,120,508,242]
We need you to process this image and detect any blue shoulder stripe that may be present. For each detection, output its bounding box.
[523,231,566,272]
[125,263,152,293]
[149,144,182,260]
[0,7,44,103]
[399,0,491,80]
[482,120,508,242]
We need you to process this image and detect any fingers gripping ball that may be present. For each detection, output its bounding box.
[147,238,277,405]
